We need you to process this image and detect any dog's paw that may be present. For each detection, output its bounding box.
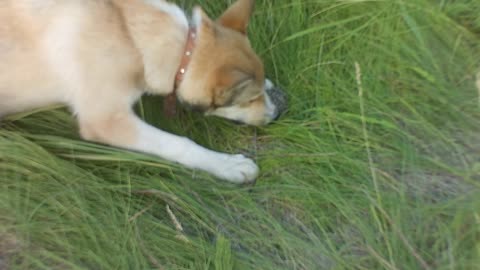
[214,154,259,184]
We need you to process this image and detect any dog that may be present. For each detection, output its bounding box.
[0,0,286,183]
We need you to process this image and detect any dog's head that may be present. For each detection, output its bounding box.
[177,0,286,126]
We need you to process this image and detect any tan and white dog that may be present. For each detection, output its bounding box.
[0,0,285,183]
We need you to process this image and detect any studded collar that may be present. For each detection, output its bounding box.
[164,28,197,117]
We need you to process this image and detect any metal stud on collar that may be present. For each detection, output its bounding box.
[165,28,197,118]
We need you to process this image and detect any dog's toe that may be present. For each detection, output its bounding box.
[215,154,259,184]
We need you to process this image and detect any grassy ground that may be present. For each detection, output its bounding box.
[1,0,480,269]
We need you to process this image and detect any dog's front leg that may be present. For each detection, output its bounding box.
[78,110,258,183]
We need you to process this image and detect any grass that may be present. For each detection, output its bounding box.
[1,0,480,269]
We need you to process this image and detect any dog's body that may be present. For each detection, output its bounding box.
[0,0,283,183]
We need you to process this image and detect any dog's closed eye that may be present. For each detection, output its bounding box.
[223,78,257,105]
[215,70,261,107]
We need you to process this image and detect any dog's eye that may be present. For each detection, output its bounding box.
[239,95,261,107]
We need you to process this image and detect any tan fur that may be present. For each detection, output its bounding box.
[178,14,265,107]
[218,0,254,34]
[0,0,277,183]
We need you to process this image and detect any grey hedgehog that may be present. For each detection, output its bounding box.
[266,85,288,119]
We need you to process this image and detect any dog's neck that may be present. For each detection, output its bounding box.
[164,27,197,117]
[175,28,197,86]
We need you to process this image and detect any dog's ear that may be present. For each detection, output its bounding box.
[218,0,254,34]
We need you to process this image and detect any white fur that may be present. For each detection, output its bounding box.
[265,79,274,90]
[208,92,277,125]
[133,116,259,183]
[192,7,203,28]
[208,79,278,125]
[264,92,277,119]
[264,79,277,119]
[208,105,250,123]
[144,0,188,29]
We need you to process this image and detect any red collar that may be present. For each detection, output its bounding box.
[164,28,197,117]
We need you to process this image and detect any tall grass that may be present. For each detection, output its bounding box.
[1,0,479,269]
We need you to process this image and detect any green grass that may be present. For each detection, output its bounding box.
[1,0,480,269]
